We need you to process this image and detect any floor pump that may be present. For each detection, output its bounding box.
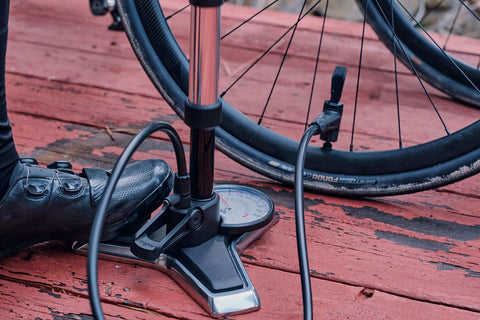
[75,0,278,317]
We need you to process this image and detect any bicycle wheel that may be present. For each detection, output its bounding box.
[357,0,480,107]
[116,0,480,197]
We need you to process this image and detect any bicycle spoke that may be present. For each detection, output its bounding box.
[165,4,189,20]
[419,0,447,25]
[349,0,369,152]
[376,0,451,135]
[391,0,402,149]
[222,0,281,40]
[258,0,310,125]
[219,0,322,98]
[304,0,329,132]
[442,2,462,50]
[396,0,480,95]
[459,0,480,22]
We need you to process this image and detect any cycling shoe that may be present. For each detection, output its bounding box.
[0,157,173,258]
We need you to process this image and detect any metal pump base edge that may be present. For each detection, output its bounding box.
[73,214,278,318]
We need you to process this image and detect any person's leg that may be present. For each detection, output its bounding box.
[0,0,20,198]
[0,1,174,257]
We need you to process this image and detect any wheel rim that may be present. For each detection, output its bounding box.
[118,0,480,195]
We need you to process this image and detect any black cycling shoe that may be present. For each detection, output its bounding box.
[0,157,174,258]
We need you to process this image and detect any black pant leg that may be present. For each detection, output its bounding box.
[0,0,20,170]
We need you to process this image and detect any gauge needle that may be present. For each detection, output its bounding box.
[217,192,229,207]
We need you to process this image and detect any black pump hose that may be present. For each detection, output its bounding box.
[87,122,186,320]
[88,120,323,320]
[295,125,317,320]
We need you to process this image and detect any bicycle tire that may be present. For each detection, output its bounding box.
[356,0,480,108]
[116,0,480,197]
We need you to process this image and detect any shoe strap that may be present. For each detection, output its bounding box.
[82,168,108,205]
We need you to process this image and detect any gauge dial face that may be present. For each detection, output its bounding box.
[214,185,275,234]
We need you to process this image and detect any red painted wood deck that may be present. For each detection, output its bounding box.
[2,0,480,319]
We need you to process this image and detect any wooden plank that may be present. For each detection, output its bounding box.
[8,112,480,314]
[3,0,480,319]
[0,276,175,319]
[9,1,134,59]
[255,191,480,311]
[1,241,479,320]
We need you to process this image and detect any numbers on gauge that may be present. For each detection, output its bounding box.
[214,185,275,234]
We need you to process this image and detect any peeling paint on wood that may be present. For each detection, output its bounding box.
[1,0,479,318]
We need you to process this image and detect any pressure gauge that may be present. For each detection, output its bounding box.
[214,185,275,234]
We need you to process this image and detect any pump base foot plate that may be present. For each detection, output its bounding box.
[73,213,278,318]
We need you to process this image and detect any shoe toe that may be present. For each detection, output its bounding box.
[106,159,174,226]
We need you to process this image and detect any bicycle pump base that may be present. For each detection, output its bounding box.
[74,0,278,317]
[73,218,277,317]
